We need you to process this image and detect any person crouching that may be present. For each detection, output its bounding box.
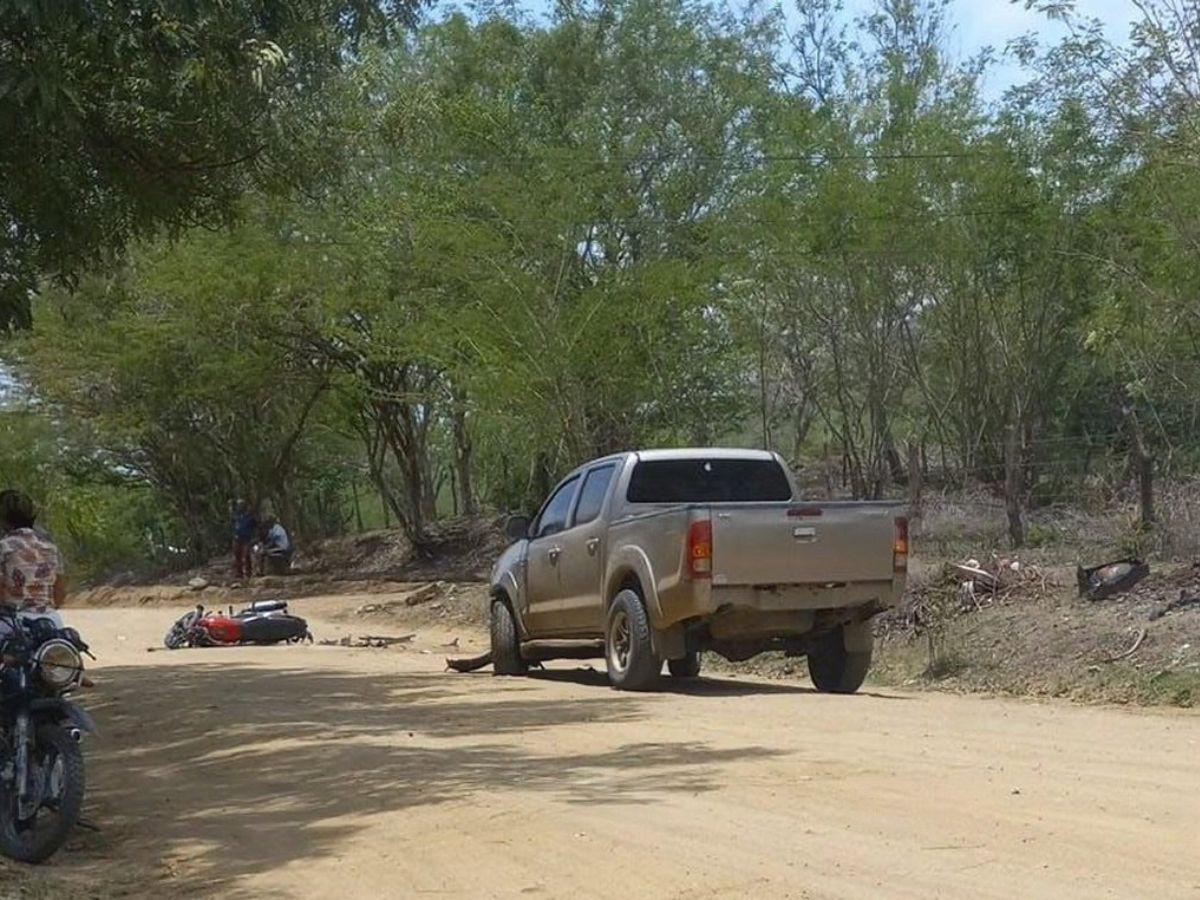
[257,517,293,576]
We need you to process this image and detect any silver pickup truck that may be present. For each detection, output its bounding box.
[489,449,907,691]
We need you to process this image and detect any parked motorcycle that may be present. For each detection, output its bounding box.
[164,600,312,650]
[0,605,96,864]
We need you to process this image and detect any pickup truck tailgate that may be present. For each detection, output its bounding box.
[709,503,899,586]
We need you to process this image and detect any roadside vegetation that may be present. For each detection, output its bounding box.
[2,1,1199,701]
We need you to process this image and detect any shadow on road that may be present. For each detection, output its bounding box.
[66,657,785,897]
[528,666,815,695]
[528,665,913,701]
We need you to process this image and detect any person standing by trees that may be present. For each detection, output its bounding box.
[232,500,257,581]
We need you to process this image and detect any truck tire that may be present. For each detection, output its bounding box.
[605,589,660,691]
[807,625,872,694]
[667,652,702,679]
[490,600,527,676]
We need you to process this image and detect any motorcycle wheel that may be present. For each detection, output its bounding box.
[0,724,86,864]
[187,628,216,648]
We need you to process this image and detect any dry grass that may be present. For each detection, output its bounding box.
[1152,479,1200,561]
[912,477,1200,565]
[872,558,1200,707]
[913,488,1133,563]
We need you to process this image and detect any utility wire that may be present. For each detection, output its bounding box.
[394,150,1009,168]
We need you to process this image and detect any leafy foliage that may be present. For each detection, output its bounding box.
[0,0,425,328]
[5,0,1200,571]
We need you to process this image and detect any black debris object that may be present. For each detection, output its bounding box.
[1149,592,1200,621]
[1076,558,1150,601]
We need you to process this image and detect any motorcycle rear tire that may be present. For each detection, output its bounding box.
[241,614,308,645]
[0,723,86,864]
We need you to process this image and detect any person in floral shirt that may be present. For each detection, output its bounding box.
[0,490,65,618]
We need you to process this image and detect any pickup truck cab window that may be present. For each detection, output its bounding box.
[533,476,579,538]
[571,464,616,527]
[627,458,792,503]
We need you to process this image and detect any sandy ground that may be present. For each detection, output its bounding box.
[5,595,1199,899]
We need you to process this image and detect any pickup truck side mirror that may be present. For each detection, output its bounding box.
[504,515,532,542]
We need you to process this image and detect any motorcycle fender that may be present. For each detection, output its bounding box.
[61,701,99,737]
[30,698,99,736]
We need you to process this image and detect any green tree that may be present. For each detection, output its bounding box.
[0,0,426,328]
[18,222,338,556]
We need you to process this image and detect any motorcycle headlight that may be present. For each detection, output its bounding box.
[34,639,83,691]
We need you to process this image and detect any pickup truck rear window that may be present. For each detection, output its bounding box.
[626,458,792,503]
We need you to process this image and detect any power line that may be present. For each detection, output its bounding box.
[334,206,1037,231]
[395,149,1007,168]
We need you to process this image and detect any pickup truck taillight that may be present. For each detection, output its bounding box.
[893,517,909,573]
[688,520,712,579]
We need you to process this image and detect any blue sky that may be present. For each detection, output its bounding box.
[899,0,1138,96]
[438,1,1140,97]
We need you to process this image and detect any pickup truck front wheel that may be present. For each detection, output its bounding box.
[807,625,872,694]
[606,590,660,691]
[490,600,528,676]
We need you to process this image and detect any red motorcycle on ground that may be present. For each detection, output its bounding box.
[164,600,312,649]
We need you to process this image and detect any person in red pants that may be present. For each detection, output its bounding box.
[232,500,256,580]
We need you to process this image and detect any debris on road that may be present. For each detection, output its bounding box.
[1077,558,1149,601]
[1149,593,1200,621]
[404,582,447,606]
[321,633,416,649]
[446,651,492,672]
[879,553,1053,646]
[952,556,1048,609]
[1101,628,1148,663]
[360,634,415,648]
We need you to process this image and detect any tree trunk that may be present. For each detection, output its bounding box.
[532,452,553,507]
[351,475,364,533]
[1004,418,1025,548]
[1124,405,1155,528]
[1139,454,1155,528]
[878,411,906,486]
[450,391,477,516]
[758,328,771,451]
[363,419,404,531]
[822,441,834,498]
[402,442,427,543]
[907,440,923,520]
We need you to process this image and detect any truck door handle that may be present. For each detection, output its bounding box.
[586,538,600,555]
[547,546,562,564]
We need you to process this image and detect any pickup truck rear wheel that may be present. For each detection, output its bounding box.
[807,625,872,694]
[667,652,702,679]
[605,590,660,691]
[490,600,527,676]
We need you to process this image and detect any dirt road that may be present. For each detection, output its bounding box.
[7,599,1198,899]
